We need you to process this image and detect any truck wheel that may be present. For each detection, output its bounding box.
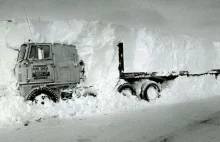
[142,83,161,102]
[117,83,136,96]
[26,87,59,104]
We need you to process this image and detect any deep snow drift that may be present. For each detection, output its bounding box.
[0,19,220,127]
[125,29,220,73]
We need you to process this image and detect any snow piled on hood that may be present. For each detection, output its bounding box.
[0,19,220,127]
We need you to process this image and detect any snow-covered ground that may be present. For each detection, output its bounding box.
[0,0,220,141]
[1,96,220,142]
[1,18,220,128]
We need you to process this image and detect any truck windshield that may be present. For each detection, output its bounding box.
[29,45,51,60]
[18,45,27,61]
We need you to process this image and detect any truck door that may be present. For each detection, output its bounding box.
[15,44,29,84]
[27,43,55,83]
[52,44,80,83]
[66,46,81,83]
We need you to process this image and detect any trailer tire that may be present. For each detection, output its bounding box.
[25,87,59,103]
[117,83,136,96]
[141,82,161,102]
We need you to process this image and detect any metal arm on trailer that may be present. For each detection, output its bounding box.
[117,42,124,76]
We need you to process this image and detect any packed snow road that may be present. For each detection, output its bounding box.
[1,96,220,142]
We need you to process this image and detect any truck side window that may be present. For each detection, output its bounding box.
[18,44,27,61]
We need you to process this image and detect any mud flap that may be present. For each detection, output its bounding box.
[61,92,72,100]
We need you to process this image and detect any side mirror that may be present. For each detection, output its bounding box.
[79,60,84,66]
[22,61,29,67]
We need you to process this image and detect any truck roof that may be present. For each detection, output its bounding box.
[23,42,76,47]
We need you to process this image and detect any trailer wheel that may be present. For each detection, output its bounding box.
[117,83,136,96]
[26,87,59,104]
[141,82,161,102]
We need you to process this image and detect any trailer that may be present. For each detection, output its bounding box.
[116,43,220,101]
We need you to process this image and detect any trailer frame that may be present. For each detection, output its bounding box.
[117,42,220,101]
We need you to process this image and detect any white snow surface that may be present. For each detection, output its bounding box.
[1,19,220,127]
[128,29,220,73]
[2,96,220,142]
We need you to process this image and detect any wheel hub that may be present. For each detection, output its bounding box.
[34,94,51,105]
[147,86,159,100]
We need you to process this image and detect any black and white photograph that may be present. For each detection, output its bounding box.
[0,0,220,141]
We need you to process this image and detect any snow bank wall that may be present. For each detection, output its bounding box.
[1,19,220,83]
[0,22,18,91]
[1,19,220,127]
[125,29,220,74]
[1,19,126,85]
[0,19,145,127]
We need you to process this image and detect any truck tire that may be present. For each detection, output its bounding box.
[141,82,161,102]
[117,83,136,96]
[25,87,59,103]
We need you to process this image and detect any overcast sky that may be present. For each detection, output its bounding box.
[0,0,219,41]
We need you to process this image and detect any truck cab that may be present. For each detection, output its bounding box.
[15,42,82,102]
